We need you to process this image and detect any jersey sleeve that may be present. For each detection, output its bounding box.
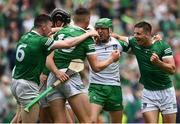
[41,37,54,54]
[117,39,130,52]
[84,37,96,55]
[127,36,135,45]
[161,41,173,58]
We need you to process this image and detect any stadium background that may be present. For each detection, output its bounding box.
[0,0,179,123]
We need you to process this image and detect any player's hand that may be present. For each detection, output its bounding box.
[111,50,120,62]
[87,30,99,37]
[40,73,48,84]
[150,53,160,64]
[152,34,162,42]
[48,27,62,37]
[55,70,69,82]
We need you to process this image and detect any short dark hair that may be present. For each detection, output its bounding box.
[74,7,90,15]
[134,21,152,33]
[73,7,90,23]
[34,14,52,28]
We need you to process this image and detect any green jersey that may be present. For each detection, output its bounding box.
[128,37,173,90]
[53,25,95,69]
[13,30,54,84]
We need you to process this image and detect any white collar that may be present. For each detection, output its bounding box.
[31,30,41,36]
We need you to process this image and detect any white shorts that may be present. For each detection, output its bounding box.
[10,79,39,106]
[141,87,177,114]
[46,70,87,102]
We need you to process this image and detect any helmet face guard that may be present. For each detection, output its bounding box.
[51,8,71,25]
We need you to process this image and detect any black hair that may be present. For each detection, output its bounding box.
[34,14,52,28]
[134,21,152,33]
[51,8,71,24]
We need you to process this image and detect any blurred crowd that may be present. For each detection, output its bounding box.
[0,0,180,123]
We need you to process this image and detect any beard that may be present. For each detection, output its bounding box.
[96,37,109,45]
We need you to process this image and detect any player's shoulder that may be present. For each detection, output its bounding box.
[57,25,86,36]
[125,36,136,45]
[110,36,118,41]
[110,37,121,44]
[154,40,169,46]
[111,36,128,47]
[66,25,86,32]
[30,31,48,43]
[18,32,33,43]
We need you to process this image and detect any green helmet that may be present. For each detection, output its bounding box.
[95,18,112,28]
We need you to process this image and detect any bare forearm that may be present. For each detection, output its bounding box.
[117,36,128,43]
[52,37,85,49]
[155,60,176,74]
[151,53,176,74]
[88,56,113,72]
[52,30,98,49]
[94,58,113,72]
[65,32,91,47]
[111,33,128,43]
[51,27,62,33]
[46,57,59,75]
[88,50,119,72]
[52,32,91,49]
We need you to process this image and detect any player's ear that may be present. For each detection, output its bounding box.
[55,21,64,27]
[43,26,46,30]
[109,28,113,34]
[41,23,46,31]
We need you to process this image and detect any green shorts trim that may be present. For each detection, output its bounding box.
[88,83,123,111]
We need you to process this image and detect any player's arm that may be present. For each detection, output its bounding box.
[87,50,120,72]
[111,33,162,43]
[46,51,69,82]
[40,73,48,84]
[40,66,50,83]
[150,53,176,74]
[51,27,62,33]
[111,33,129,43]
[48,27,62,36]
[51,30,99,49]
[152,34,162,42]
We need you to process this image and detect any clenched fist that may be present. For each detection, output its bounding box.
[111,50,120,62]
[150,53,160,64]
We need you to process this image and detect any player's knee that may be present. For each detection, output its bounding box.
[22,103,39,123]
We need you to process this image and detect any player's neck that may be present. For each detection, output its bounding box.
[101,37,110,44]
[147,38,153,45]
[141,38,153,47]
[146,40,152,46]
[75,23,86,30]
[33,29,43,36]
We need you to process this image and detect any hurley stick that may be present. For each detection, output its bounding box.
[24,59,84,112]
